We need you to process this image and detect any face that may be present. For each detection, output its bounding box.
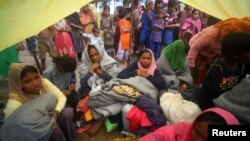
[192,11,200,20]
[94,31,100,37]
[115,9,119,16]
[157,12,164,19]
[156,3,164,9]
[21,72,42,94]
[89,47,100,63]
[139,52,152,68]
[149,2,155,10]
[192,121,211,141]
[103,9,110,16]
[82,6,89,12]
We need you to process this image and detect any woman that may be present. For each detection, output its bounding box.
[78,44,121,96]
[157,32,193,91]
[118,48,166,90]
[197,32,248,110]
[3,63,76,141]
[188,17,250,86]
[140,107,239,141]
[77,44,120,134]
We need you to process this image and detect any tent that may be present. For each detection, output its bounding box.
[0,0,93,52]
[180,0,250,20]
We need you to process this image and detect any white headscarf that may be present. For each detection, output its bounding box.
[79,44,121,87]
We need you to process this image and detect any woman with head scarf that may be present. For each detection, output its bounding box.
[3,63,76,141]
[118,48,166,90]
[78,44,121,96]
[77,44,120,134]
[140,107,239,141]
[157,32,193,91]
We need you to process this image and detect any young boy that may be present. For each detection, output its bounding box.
[43,56,81,112]
[82,27,104,49]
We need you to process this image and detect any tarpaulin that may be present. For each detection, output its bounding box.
[180,0,250,20]
[0,0,93,51]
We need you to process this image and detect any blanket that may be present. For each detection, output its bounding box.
[157,51,193,90]
[0,93,56,141]
[88,76,159,119]
[213,76,250,124]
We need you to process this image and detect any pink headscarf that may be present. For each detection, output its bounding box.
[140,107,239,141]
[138,49,157,76]
[182,107,239,141]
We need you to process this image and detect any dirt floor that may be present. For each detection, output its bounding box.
[77,125,122,141]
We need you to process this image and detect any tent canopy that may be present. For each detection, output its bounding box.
[180,0,250,20]
[0,0,92,51]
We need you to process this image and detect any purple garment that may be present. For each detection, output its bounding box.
[135,95,166,128]
[57,107,76,141]
[149,19,164,43]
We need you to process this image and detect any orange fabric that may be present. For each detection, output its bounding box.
[119,19,131,50]
[214,17,250,40]
[79,11,96,33]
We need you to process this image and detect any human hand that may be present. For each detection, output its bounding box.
[62,89,71,96]
[95,68,103,76]
[89,63,100,73]
[180,82,188,91]
[137,70,149,78]
[52,110,59,128]
[68,83,76,91]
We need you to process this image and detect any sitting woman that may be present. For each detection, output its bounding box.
[3,63,75,141]
[78,44,121,96]
[76,44,121,134]
[117,48,167,90]
[157,32,193,91]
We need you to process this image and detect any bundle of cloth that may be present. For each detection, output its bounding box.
[160,92,201,124]
[88,76,159,119]
[0,93,56,141]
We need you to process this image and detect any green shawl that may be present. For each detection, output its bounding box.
[164,40,186,71]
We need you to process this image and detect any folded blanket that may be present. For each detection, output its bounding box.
[88,76,159,119]
[0,93,56,141]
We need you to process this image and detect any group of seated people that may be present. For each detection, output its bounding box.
[1,31,250,141]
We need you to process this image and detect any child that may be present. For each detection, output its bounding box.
[117,8,132,65]
[82,27,104,49]
[139,0,155,49]
[114,6,123,53]
[148,9,164,60]
[37,28,56,70]
[179,9,201,39]
[100,5,114,54]
[43,55,81,113]
[162,2,179,46]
